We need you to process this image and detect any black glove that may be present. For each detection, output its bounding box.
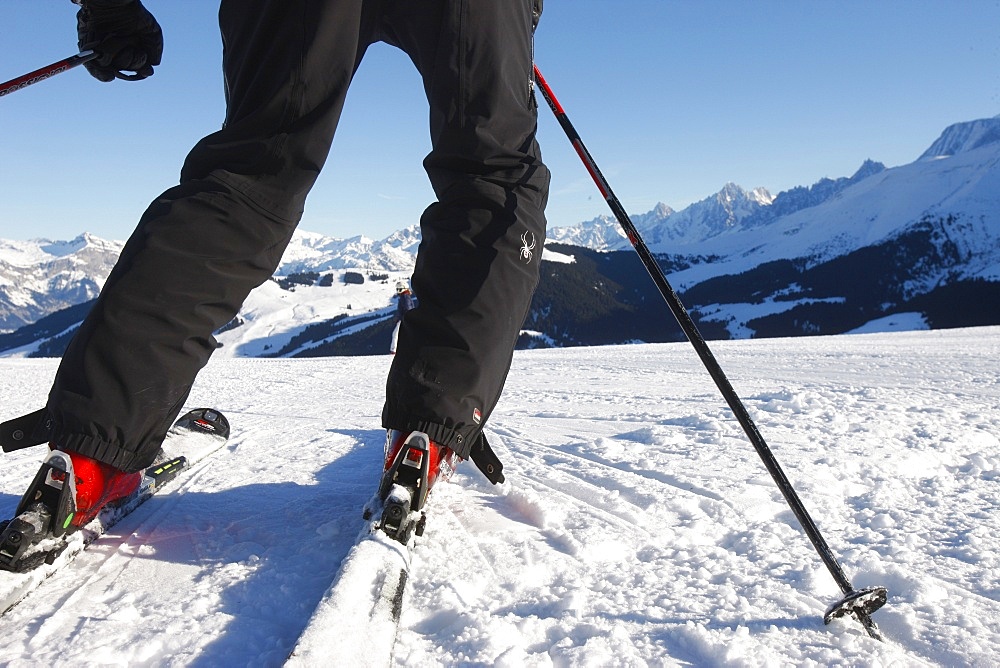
[76,0,163,82]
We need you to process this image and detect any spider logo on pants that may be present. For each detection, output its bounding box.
[520,231,536,263]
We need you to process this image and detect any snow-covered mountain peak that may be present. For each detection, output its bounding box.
[851,158,886,181]
[653,182,773,243]
[717,182,742,203]
[0,233,119,269]
[749,186,775,206]
[549,184,777,252]
[700,182,774,224]
[918,115,1000,161]
[276,226,419,275]
[37,232,120,258]
[546,213,626,249]
[638,201,675,221]
[379,224,421,250]
[631,202,675,230]
[0,233,125,332]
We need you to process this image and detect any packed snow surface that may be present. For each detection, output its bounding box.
[0,327,998,666]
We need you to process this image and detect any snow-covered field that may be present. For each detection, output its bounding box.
[0,326,998,666]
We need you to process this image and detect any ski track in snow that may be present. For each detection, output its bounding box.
[0,328,998,666]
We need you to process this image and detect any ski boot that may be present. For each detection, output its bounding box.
[63,451,143,528]
[0,450,141,571]
[367,431,456,544]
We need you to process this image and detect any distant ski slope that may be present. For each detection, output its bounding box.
[0,327,997,665]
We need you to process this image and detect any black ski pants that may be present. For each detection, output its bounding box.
[44,0,549,471]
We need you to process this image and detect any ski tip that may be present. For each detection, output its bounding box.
[175,408,230,440]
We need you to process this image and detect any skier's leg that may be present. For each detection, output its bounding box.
[43,0,374,472]
[381,0,549,459]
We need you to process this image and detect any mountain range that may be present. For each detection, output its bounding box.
[1,115,998,358]
[0,234,123,332]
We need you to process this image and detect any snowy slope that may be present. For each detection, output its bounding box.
[0,326,998,665]
[213,276,403,358]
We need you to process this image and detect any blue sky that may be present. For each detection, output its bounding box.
[1,1,998,242]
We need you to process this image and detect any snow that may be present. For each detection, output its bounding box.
[541,248,576,265]
[287,531,410,667]
[918,117,1000,161]
[214,278,400,358]
[695,297,847,339]
[848,312,930,335]
[1,326,999,665]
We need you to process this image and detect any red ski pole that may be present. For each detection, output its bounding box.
[533,63,888,641]
[0,51,96,98]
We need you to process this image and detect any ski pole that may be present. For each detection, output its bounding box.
[0,51,97,98]
[533,63,888,641]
